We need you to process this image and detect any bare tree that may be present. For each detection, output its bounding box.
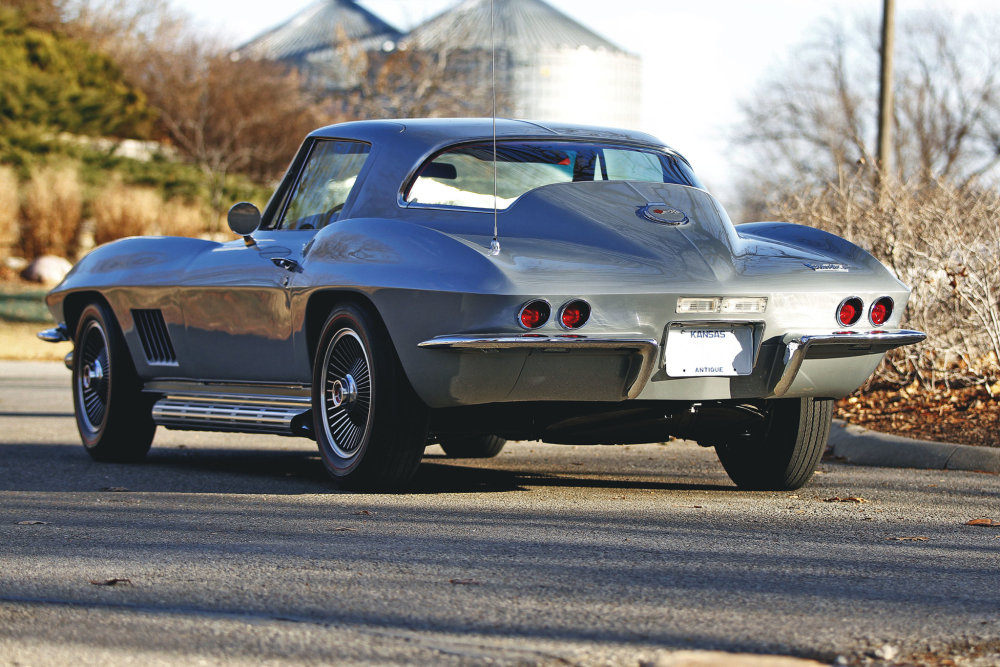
[337,45,501,120]
[7,0,62,30]
[303,33,503,122]
[57,0,187,55]
[733,10,1000,214]
[61,0,321,216]
[135,45,319,191]
[735,9,1000,391]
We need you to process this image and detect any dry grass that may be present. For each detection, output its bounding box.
[0,167,19,257]
[0,320,70,361]
[159,198,209,237]
[93,183,209,244]
[92,181,161,245]
[20,166,82,259]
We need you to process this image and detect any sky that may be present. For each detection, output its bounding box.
[171,0,995,204]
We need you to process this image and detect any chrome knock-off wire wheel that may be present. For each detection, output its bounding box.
[320,328,373,460]
[76,319,111,435]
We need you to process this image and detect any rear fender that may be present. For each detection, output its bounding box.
[737,222,890,276]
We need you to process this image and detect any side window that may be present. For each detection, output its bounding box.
[278,140,371,230]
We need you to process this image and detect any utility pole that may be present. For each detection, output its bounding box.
[876,0,895,187]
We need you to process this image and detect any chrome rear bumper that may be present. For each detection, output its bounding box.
[772,329,926,397]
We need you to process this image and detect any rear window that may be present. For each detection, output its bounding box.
[405,140,703,210]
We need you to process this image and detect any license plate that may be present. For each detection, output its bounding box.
[665,326,753,377]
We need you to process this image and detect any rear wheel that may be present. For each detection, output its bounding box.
[312,304,428,488]
[439,434,507,459]
[72,302,155,462]
[714,398,832,491]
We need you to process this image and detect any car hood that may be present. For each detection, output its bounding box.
[444,181,883,293]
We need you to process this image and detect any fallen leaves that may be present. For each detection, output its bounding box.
[89,578,131,586]
[823,496,869,503]
[965,518,1000,527]
[886,536,929,541]
[837,384,1000,447]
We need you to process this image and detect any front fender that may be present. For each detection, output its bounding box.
[45,236,221,323]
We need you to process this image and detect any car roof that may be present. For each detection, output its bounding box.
[309,118,675,153]
[298,118,695,221]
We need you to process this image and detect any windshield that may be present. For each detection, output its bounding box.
[405,140,704,211]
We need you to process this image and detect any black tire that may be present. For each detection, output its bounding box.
[312,303,428,488]
[72,302,155,462]
[439,435,507,458]
[714,398,832,491]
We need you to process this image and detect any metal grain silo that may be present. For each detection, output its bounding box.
[236,0,402,90]
[404,0,641,128]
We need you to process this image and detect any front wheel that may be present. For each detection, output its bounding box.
[312,304,428,488]
[714,398,832,491]
[72,302,155,462]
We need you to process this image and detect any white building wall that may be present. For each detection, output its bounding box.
[513,47,641,130]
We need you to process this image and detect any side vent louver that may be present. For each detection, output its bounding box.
[132,309,178,365]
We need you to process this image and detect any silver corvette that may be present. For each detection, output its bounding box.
[40,118,924,490]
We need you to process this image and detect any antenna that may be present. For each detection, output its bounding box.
[489,0,501,256]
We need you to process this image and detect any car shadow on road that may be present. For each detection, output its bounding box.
[0,442,732,494]
[411,460,733,493]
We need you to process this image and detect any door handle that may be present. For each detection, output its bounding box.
[270,257,299,272]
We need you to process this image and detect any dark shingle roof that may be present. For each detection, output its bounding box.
[237,0,402,61]
[403,0,630,56]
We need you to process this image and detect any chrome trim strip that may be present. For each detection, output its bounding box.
[151,392,311,434]
[418,334,656,351]
[418,334,658,399]
[772,329,926,397]
[37,324,70,343]
[143,380,311,398]
[155,392,310,408]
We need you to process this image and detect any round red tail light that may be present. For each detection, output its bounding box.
[559,300,591,329]
[518,300,550,329]
[837,297,863,326]
[869,297,893,326]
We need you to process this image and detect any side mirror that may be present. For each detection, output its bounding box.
[227,202,261,246]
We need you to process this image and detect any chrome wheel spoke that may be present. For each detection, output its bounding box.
[320,328,373,460]
[77,322,111,433]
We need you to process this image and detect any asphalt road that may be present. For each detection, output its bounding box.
[1,361,999,666]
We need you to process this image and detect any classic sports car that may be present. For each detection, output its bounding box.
[40,118,924,490]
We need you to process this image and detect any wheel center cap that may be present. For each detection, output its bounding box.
[82,360,104,390]
[330,374,358,408]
